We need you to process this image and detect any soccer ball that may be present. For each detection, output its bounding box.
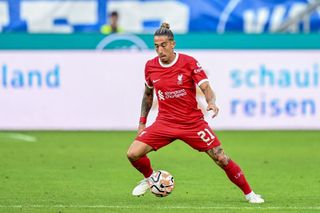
[149,170,174,197]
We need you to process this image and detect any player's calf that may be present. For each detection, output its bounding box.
[206,146,230,167]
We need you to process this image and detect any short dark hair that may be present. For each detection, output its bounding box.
[109,11,118,17]
[154,22,174,41]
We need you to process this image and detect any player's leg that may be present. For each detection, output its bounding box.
[127,121,173,196]
[127,140,154,196]
[206,146,250,192]
[127,140,154,178]
[206,146,264,203]
[179,120,264,203]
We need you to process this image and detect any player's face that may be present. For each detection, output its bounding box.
[154,36,176,64]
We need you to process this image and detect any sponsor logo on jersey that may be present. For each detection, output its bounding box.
[177,74,183,85]
[157,89,187,101]
[139,131,147,137]
[158,90,165,100]
[207,140,214,146]
[152,79,161,83]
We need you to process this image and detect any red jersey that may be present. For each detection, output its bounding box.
[145,53,209,124]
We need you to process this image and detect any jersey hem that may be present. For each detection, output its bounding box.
[145,81,153,89]
[197,79,209,87]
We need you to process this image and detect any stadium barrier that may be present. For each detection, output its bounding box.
[0,34,319,130]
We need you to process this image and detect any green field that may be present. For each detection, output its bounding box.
[0,131,319,213]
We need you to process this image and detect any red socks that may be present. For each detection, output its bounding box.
[130,155,153,178]
[223,160,252,195]
[131,156,251,195]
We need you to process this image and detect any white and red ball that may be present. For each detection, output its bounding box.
[149,170,174,197]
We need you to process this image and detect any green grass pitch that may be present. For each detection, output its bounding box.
[0,131,319,213]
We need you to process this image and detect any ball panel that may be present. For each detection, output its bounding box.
[149,170,174,197]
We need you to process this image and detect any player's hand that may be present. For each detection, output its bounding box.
[207,102,219,118]
[137,123,146,135]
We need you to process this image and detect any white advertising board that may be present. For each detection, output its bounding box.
[0,50,319,130]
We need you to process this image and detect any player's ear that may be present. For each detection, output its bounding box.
[171,40,176,49]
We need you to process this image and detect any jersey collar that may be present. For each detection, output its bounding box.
[158,52,179,68]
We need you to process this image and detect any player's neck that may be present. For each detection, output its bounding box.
[159,52,178,68]
[160,52,176,65]
[166,52,176,64]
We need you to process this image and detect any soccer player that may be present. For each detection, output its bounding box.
[126,23,264,204]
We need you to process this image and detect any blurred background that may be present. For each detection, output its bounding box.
[0,1,320,211]
[0,0,320,131]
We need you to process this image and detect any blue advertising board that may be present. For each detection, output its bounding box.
[0,0,319,33]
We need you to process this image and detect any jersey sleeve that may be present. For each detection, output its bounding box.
[144,62,153,88]
[191,58,209,86]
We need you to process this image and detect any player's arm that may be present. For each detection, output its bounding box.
[199,81,219,118]
[138,84,154,133]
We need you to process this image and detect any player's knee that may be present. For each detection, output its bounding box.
[127,149,138,162]
[216,153,229,166]
[127,148,144,162]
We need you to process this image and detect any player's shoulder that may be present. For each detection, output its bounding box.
[145,56,159,67]
[178,53,194,60]
[177,53,197,64]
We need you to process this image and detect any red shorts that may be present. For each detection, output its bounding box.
[135,119,221,152]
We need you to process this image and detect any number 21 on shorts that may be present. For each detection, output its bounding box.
[197,128,215,143]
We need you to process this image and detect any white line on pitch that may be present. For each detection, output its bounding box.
[0,133,37,142]
[0,205,319,210]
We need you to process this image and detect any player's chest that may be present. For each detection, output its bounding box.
[150,69,192,90]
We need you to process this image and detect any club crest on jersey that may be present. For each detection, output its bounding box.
[177,74,183,85]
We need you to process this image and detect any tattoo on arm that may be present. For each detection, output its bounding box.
[140,85,154,117]
[200,82,216,104]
